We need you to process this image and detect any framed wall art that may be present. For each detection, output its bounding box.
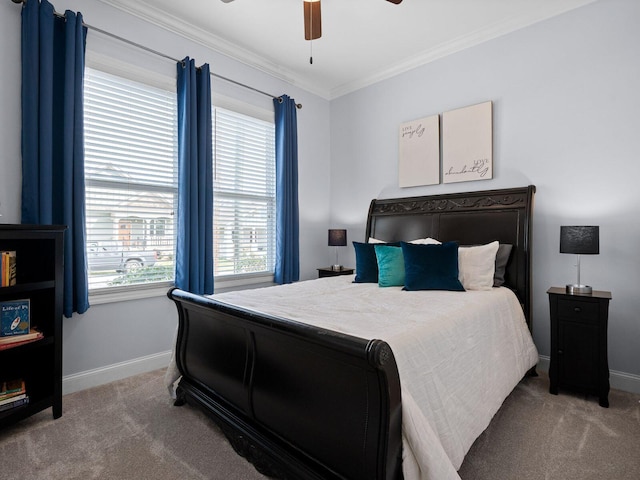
[442,101,492,184]
[398,114,440,188]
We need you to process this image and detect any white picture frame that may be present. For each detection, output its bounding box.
[398,114,440,188]
[442,101,493,184]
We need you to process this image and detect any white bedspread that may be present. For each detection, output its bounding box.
[168,276,538,480]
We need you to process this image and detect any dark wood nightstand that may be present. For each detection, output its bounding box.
[547,287,612,407]
[317,267,354,278]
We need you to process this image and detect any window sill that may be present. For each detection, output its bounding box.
[88,273,275,305]
[89,283,173,305]
[213,273,275,293]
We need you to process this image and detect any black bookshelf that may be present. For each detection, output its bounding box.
[0,224,65,428]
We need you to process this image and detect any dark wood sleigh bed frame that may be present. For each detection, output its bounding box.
[168,185,536,480]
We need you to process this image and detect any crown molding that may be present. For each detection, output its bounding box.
[96,0,596,101]
[95,0,331,99]
[329,0,597,99]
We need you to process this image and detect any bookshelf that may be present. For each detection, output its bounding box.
[0,224,65,428]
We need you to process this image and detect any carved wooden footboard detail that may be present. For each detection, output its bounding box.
[168,288,403,480]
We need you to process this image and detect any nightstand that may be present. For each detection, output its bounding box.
[547,287,612,407]
[317,267,354,278]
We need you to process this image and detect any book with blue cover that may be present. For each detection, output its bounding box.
[0,299,30,337]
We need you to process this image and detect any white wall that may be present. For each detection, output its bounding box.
[0,0,331,387]
[330,0,640,385]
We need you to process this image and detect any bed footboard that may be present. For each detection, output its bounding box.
[168,287,403,480]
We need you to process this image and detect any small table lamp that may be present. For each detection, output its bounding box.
[560,225,599,294]
[328,229,347,271]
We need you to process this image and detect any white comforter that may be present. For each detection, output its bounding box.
[168,276,538,480]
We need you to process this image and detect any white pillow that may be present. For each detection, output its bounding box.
[369,237,441,244]
[409,237,441,245]
[458,241,500,291]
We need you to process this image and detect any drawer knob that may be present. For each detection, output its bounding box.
[574,307,581,313]
[558,350,563,355]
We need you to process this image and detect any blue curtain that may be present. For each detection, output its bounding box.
[21,0,89,317]
[273,95,300,284]
[175,58,214,295]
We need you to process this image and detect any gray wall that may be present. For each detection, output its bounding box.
[329,0,640,381]
[0,0,331,381]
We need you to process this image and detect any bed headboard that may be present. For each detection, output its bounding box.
[365,185,536,330]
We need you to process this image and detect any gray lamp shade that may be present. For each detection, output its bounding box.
[328,229,347,247]
[560,226,599,255]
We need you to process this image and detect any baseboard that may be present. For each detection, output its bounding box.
[537,355,640,394]
[63,352,640,396]
[62,350,172,395]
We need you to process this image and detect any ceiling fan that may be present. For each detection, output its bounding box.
[303,0,402,41]
[220,0,403,41]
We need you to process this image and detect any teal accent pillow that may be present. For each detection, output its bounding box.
[353,241,400,283]
[374,245,405,287]
[401,241,465,291]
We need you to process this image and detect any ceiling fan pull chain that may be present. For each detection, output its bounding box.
[310,39,313,64]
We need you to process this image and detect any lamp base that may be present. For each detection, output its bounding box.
[331,264,343,271]
[566,284,593,295]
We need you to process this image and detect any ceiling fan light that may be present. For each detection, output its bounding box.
[304,0,322,40]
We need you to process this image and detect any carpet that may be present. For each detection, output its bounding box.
[1,369,638,479]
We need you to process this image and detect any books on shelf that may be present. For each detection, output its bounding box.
[0,379,29,412]
[1,251,17,287]
[0,329,42,349]
[0,379,25,399]
[0,299,30,337]
[0,395,29,412]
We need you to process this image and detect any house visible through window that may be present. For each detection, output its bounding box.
[84,67,178,291]
[84,66,276,293]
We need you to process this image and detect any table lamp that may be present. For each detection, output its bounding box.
[328,229,347,271]
[560,225,599,294]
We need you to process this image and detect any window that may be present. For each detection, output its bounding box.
[84,67,178,291]
[84,66,276,294]
[213,107,276,278]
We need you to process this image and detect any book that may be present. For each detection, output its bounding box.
[0,328,41,345]
[0,331,44,350]
[0,393,26,406]
[1,251,16,287]
[0,395,29,412]
[0,379,26,398]
[0,299,30,336]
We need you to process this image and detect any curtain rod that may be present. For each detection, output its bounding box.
[10,0,302,109]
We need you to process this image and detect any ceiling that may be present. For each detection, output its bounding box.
[99,0,595,100]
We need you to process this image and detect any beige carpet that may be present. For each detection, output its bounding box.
[458,373,640,480]
[0,369,638,480]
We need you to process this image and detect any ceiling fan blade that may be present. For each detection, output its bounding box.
[386,0,403,4]
[304,0,322,40]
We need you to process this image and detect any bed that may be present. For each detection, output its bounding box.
[167,185,538,480]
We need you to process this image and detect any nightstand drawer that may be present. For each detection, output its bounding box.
[557,298,599,323]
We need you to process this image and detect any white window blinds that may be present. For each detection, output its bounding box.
[84,66,276,292]
[84,67,178,291]
[213,108,276,277]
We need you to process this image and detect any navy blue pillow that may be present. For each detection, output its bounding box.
[401,241,465,291]
[353,241,400,283]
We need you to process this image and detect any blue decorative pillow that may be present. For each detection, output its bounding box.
[353,241,399,283]
[374,245,405,287]
[401,241,465,291]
